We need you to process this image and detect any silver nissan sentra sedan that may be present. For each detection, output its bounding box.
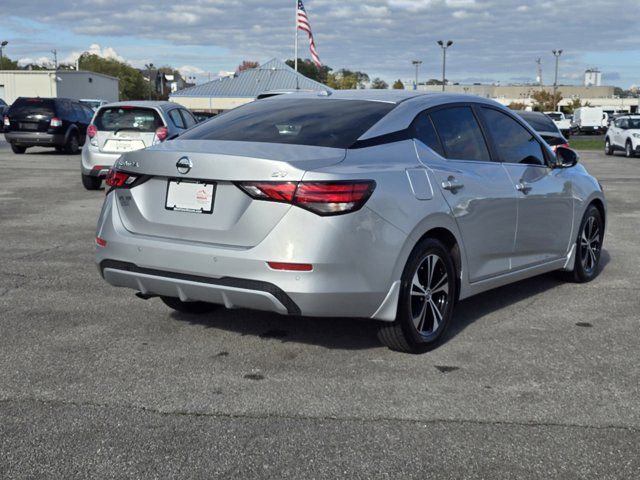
[95,90,606,353]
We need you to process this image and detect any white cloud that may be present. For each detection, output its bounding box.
[63,43,126,65]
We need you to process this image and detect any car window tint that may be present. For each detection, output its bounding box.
[481,108,546,166]
[179,98,396,149]
[412,111,444,156]
[180,109,197,128]
[430,106,491,162]
[169,109,186,129]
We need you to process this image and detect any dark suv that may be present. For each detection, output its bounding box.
[0,99,8,133]
[3,97,93,154]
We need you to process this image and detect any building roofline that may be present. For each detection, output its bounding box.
[0,70,119,82]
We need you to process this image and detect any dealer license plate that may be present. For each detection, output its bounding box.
[165,180,215,214]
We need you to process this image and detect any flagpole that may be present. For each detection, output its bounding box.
[294,0,299,73]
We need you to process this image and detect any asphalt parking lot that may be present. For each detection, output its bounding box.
[1,138,639,479]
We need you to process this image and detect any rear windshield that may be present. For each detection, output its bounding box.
[179,98,396,148]
[546,112,563,121]
[8,98,56,117]
[518,113,558,133]
[94,107,163,132]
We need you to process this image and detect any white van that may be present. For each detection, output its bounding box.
[573,107,608,134]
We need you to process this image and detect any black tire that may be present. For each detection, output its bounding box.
[11,144,26,154]
[604,138,613,156]
[377,238,457,354]
[568,205,604,283]
[65,133,80,154]
[81,173,102,190]
[625,140,634,158]
[160,296,220,314]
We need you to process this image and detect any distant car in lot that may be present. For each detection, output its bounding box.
[572,107,608,134]
[517,111,570,151]
[3,97,93,154]
[0,98,8,133]
[81,101,198,190]
[544,111,572,137]
[96,91,606,353]
[605,114,640,157]
[192,111,217,123]
[79,99,108,111]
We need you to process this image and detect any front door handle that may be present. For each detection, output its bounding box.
[515,182,532,194]
[442,177,464,193]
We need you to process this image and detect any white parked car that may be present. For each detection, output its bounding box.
[572,107,608,134]
[544,111,571,137]
[605,115,640,157]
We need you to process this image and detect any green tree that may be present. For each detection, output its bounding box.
[564,97,592,114]
[285,58,332,84]
[327,69,370,89]
[237,60,259,72]
[370,78,388,89]
[78,53,151,101]
[507,102,526,110]
[392,79,404,90]
[0,55,19,70]
[531,90,562,111]
[426,78,445,86]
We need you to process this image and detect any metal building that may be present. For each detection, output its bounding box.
[169,58,328,113]
[0,70,119,105]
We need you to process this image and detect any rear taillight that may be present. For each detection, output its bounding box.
[105,169,137,188]
[237,180,376,216]
[87,124,98,138]
[3,116,9,127]
[50,117,63,128]
[155,126,168,142]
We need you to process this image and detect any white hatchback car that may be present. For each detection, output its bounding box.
[81,101,197,190]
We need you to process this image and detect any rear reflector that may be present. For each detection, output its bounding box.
[267,262,313,271]
[95,237,107,247]
[236,180,376,216]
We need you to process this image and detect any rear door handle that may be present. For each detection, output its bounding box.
[442,177,464,193]
[515,182,532,194]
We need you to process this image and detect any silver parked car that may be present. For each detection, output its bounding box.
[81,101,197,190]
[95,91,606,353]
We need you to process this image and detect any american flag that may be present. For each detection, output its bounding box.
[297,0,321,68]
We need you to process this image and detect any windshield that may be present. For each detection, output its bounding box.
[519,113,558,133]
[94,107,163,132]
[179,98,396,148]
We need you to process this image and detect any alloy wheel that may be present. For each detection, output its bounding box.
[580,215,601,274]
[410,254,449,335]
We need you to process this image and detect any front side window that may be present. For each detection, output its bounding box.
[481,108,546,166]
[430,106,491,162]
[179,98,396,148]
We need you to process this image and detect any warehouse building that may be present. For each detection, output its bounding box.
[0,70,119,105]
[170,58,328,113]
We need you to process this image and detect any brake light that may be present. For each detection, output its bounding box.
[267,262,313,271]
[237,180,376,216]
[87,124,98,138]
[3,116,9,127]
[155,126,168,142]
[50,117,63,128]
[105,169,137,188]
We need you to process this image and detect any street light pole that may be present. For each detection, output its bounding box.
[51,49,58,70]
[412,60,422,91]
[437,40,453,92]
[145,63,154,100]
[552,49,563,112]
[0,41,8,70]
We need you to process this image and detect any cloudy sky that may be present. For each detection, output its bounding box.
[3,0,639,87]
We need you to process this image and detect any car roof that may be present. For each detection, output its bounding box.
[99,100,183,113]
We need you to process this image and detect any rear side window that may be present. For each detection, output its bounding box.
[179,98,396,148]
[430,107,491,162]
[8,98,56,117]
[481,108,546,166]
[412,112,444,156]
[180,109,197,128]
[94,107,163,132]
[168,109,186,129]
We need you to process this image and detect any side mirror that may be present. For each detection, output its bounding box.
[555,146,578,168]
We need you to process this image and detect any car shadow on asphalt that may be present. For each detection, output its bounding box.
[169,249,611,352]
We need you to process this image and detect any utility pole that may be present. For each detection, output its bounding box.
[437,40,453,92]
[536,57,543,86]
[145,63,154,100]
[552,49,563,111]
[0,41,8,70]
[412,60,422,91]
[51,49,58,70]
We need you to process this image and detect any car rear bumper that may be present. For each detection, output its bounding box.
[5,131,65,147]
[95,191,407,319]
[81,146,121,176]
